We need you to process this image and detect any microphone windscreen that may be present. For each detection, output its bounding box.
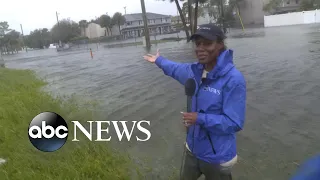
[185,78,196,96]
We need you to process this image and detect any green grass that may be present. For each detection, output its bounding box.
[0,68,139,179]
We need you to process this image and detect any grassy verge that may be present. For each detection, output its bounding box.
[0,68,138,179]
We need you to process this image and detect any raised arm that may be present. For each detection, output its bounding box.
[143,49,191,85]
[155,56,191,85]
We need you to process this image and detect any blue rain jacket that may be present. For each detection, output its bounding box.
[290,154,320,180]
[155,49,246,164]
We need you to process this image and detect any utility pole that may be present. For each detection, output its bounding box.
[124,6,127,15]
[56,11,60,27]
[56,11,61,47]
[187,0,193,34]
[220,0,226,33]
[140,0,151,49]
[0,29,3,60]
[20,24,27,52]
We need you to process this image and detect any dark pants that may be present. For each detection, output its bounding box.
[180,148,233,180]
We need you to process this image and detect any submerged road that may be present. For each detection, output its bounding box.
[3,24,320,180]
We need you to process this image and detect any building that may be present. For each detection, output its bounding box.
[171,15,181,25]
[236,0,301,26]
[120,13,173,39]
[271,0,301,14]
[82,23,105,39]
[81,22,120,39]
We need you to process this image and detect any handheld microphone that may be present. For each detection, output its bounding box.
[185,78,196,112]
[179,78,197,180]
[184,78,196,129]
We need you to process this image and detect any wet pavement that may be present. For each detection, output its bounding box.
[3,24,320,180]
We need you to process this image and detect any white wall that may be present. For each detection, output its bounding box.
[264,9,320,27]
[81,23,121,39]
[85,23,106,39]
[110,26,120,36]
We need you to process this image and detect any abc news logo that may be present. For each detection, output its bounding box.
[28,112,151,152]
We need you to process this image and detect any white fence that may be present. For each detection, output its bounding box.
[264,9,320,27]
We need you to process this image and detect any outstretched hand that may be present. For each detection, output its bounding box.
[143,49,160,63]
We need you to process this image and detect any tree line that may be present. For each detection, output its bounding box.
[1,0,240,53]
[0,12,126,54]
[168,0,320,41]
[263,0,320,13]
[165,0,243,41]
[3,0,317,53]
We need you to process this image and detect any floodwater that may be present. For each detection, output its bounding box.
[3,24,320,180]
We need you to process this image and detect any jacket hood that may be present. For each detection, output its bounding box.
[194,49,234,79]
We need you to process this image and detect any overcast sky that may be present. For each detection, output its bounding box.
[1,0,183,35]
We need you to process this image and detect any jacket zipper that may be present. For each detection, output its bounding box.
[206,130,216,154]
[192,83,200,153]
[193,78,216,155]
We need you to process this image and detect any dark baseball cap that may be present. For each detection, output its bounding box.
[190,23,226,41]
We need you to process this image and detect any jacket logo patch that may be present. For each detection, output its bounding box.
[204,86,221,95]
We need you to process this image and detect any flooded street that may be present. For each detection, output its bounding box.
[3,24,320,180]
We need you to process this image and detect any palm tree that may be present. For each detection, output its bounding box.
[98,14,112,36]
[187,0,193,34]
[193,0,208,33]
[108,20,115,36]
[162,0,191,41]
[79,20,88,37]
[163,0,209,41]
[112,12,126,38]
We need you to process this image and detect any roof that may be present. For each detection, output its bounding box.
[124,12,171,21]
[121,23,171,31]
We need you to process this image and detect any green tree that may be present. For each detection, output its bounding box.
[2,30,21,54]
[192,0,208,33]
[180,2,205,21]
[79,20,88,37]
[51,19,81,43]
[168,0,191,41]
[162,0,234,38]
[181,1,189,20]
[162,0,223,41]
[99,14,112,36]
[112,12,126,37]
[0,22,10,36]
[300,0,320,11]
[180,0,207,34]
[0,21,11,54]
[171,0,191,41]
[25,28,52,49]
[25,29,42,49]
[194,0,234,32]
[41,28,52,48]
[107,14,115,36]
[263,0,320,13]
[262,0,282,13]
[200,0,221,22]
